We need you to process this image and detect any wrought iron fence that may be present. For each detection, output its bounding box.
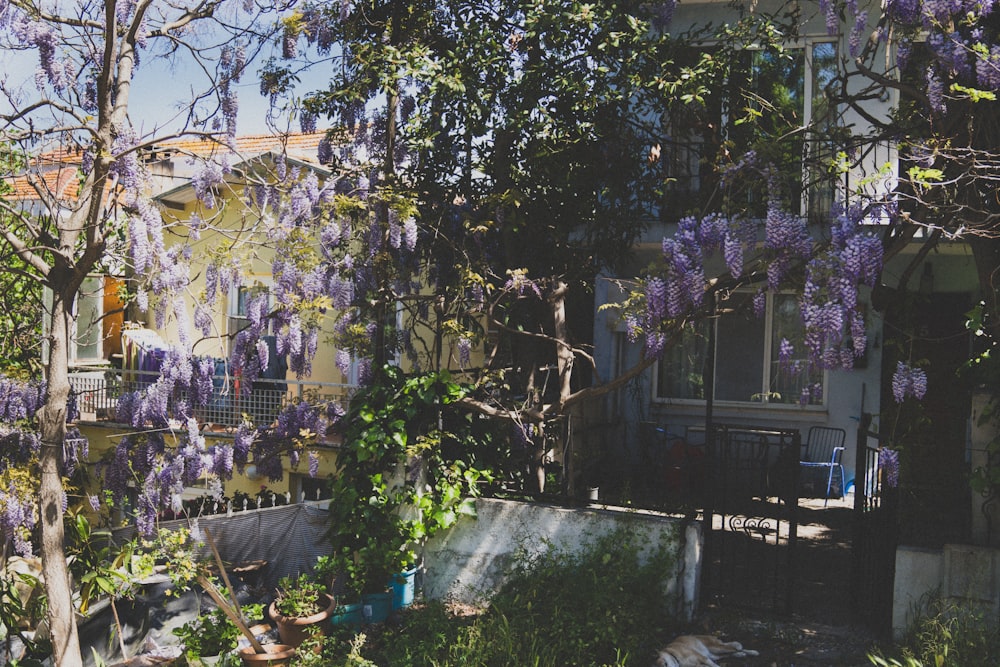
[68,366,356,430]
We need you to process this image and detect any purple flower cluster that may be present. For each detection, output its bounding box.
[233,422,255,468]
[0,377,45,422]
[12,16,71,92]
[637,212,758,357]
[650,0,676,30]
[300,110,317,134]
[503,270,543,299]
[892,361,928,402]
[318,138,334,165]
[880,448,900,488]
[130,200,166,278]
[0,482,36,556]
[926,66,946,115]
[819,0,839,35]
[850,11,869,57]
[765,207,811,282]
[282,25,299,59]
[797,207,883,370]
[976,45,1000,90]
[192,161,224,209]
[110,128,144,194]
[302,5,335,54]
[888,0,921,24]
[778,338,795,370]
[457,337,472,368]
[402,217,418,251]
[897,40,912,72]
[63,428,89,478]
[929,32,971,81]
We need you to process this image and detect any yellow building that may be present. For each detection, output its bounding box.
[51,132,354,523]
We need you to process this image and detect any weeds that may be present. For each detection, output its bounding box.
[322,528,682,666]
[869,596,1000,667]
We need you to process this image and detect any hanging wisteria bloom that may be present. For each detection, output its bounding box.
[892,361,928,402]
[879,448,900,488]
[457,337,472,368]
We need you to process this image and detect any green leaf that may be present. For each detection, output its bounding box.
[907,166,944,183]
[950,83,997,102]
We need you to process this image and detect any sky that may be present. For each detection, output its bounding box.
[0,23,328,141]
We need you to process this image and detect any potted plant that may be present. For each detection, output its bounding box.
[173,598,264,666]
[268,573,336,648]
[144,526,295,666]
[315,555,363,629]
[326,368,489,624]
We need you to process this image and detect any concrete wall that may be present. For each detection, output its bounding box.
[118,498,702,621]
[422,497,702,620]
[893,544,1000,639]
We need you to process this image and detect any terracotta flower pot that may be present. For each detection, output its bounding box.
[237,643,296,667]
[268,593,336,648]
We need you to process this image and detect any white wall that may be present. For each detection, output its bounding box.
[893,544,1000,640]
[422,497,703,620]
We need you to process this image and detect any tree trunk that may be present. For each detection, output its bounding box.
[38,293,82,667]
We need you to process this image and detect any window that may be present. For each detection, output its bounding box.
[45,275,125,364]
[290,473,332,503]
[227,282,272,355]
[661,40,839,220]
[656,292,824,406]
[75,276,104,361]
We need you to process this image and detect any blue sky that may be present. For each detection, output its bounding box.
[0,36,322,140]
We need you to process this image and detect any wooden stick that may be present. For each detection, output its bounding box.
[109,597,129,660]
[203,527,243,618]
[197,574,266,654]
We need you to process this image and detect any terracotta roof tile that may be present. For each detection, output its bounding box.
[154,131,327,159]
[6,168,80,202]
[31,131,328,167]
[10,132,330,203]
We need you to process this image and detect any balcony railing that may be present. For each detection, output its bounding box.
[68,366,356,432]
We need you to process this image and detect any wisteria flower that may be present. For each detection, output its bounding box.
[892,361,928,402]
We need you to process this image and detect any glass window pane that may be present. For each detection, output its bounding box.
[808,42,839,222]
[75,277,102,360]
[657,322,708,399]
[769,293,824,405]
[715,293,766,401]
[729,48,806,214]
[811,42,837,125]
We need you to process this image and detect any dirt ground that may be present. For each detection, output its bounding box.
[690,494,887,667]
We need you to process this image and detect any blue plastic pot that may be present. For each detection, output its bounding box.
[361,591,392,624]
[330,601,364,629]
[391,566,418,610]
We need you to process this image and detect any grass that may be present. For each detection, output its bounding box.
[313,529,685,667]
[868,595,1000,667]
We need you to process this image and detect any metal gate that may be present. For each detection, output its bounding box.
[852,412,898,635]
[702,424,801,615]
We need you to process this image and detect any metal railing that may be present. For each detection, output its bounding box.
[69,366,356,431]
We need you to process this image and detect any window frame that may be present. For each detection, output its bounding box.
[653,290,828,410]
[226,279,273,356]
[44,274,117,365]
[659,36,841,221]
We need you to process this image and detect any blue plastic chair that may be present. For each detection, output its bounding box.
[801,426,846,505]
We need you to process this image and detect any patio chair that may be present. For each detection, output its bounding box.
[801,426,846,505]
